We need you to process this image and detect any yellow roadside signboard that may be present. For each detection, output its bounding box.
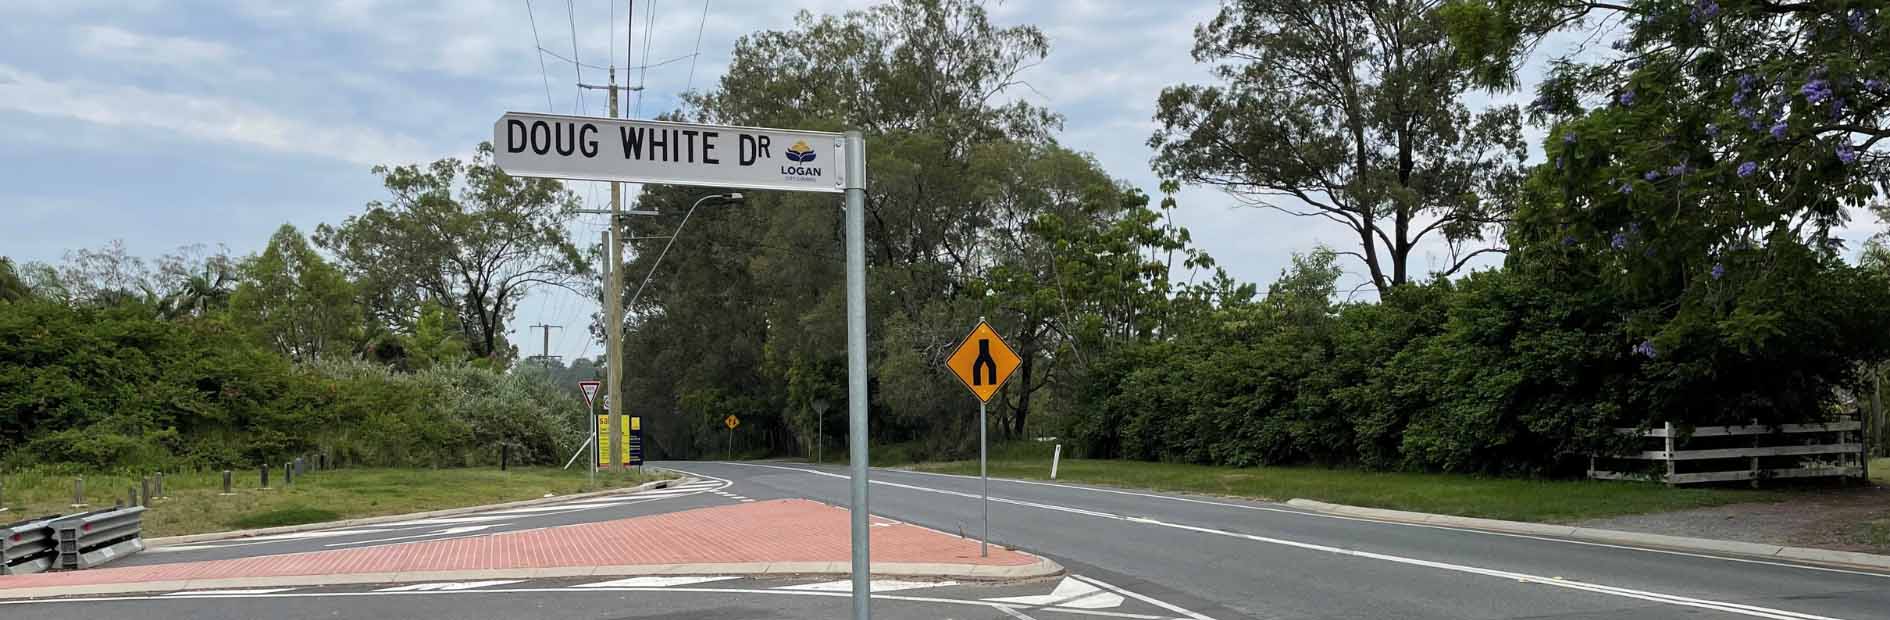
[598,415,643,466]
[725,414,740,430]
[946,321,1021,403]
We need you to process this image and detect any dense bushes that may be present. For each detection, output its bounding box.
[0,298,584,471]
[1070,251,1890,476]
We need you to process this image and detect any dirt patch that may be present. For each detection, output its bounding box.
[1571,483,1890,554]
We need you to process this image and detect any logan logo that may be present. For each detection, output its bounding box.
[780,139,822,178]
[784,140,817,163]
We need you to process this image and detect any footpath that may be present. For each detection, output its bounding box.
[0,498,1059,599]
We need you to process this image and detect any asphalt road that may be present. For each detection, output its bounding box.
[661,461,1890,620]
[15,460,1890,619]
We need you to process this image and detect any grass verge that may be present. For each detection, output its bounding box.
[0,466,667,537]
[904,443,1788,523]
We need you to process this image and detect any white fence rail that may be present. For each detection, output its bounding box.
[1588,419,1866,486]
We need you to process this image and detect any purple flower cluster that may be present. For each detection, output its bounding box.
[1563,132,1577,144]
[1618,90,1636,107]
[1644,170,1660,181]
[1838,142,1858,165]
[1851,9,1871,33]
[1770,122,1789,139]
[1870,79,1888,92]
[1711,263,1726,280]
[1737,161,1758,177]
[1617,182,1633,195]
[1802,79,1833,104]
[1611,232,1630,249]
[1691,0,1720,23]
[1632,340,1658,359]
[1732,74,1760,119]
[1668,164,1687,177]
[1705,123,1720,138]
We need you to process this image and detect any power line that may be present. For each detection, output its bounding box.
[633,0,658,117]
[685,0,710,94]
[523,0,555,110]
[538,46,612,71]
[566,0,585,115]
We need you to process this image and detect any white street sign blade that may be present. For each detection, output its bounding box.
[493,112,846,193]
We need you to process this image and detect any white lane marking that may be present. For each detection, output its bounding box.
[987,577,1124,610]
[575,576,740,588]
[1072,575,1213,620]
[376,580,522,592]
[4,586,1178,619]
[378,515,512,526]
[162,588,296,596]
[777,579,957,592]
[483,503,632,515]
[996,604,1042,620]
[716,462,1855,620]
[882,466,1890,580]
[324,524,507,548]
[238,529,398,542]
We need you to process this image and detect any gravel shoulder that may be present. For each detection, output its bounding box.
[1572,482,1890,554]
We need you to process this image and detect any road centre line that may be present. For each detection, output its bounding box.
[1,586,1186,619]
[864,465,1890,580]
[710,462,1855,620]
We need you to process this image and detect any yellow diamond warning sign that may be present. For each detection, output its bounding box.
[946,321,1021,403]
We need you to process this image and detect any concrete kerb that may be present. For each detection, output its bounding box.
[143,478,684,548]
[0,556,1064,601]
[1285,498,1890,572]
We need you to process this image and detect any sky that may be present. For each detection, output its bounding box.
[2,1,1879,365]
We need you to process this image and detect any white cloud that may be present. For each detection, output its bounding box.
[75,24,233,68]
[0,64,432,167]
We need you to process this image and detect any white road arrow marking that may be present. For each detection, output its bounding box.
[574,576,741,588]
[376,580,522,592]
[985,577,1125,610]
[777,579,956,593]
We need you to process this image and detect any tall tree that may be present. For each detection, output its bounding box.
[229,225,361,362]
[1151,0,1526,296]
[316,143,587,364]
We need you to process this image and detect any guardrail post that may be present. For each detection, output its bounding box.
[284,462,294,486]
[319,453,328,470]
[501,444,510,471]
[222,470,234,495]
[71,476,86,508]
[129,485,139,507]
[139,477,151,507]
[155,472,165,499]
[260,463,270,489]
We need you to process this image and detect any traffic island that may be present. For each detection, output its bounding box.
[0,499,1061,599]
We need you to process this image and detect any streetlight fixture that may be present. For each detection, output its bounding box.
[625,193,744,309]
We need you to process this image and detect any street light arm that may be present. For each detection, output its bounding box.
[624,193,742,312]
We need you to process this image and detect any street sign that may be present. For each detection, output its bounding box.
[493,112,847,193]
[577,380,600,408]
[946,321,1021,403]
[598,415,640,466]
[725,414,740,430]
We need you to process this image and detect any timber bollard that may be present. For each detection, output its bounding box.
[319,453,328,470]
[294,457,304,477]
[0,478,7,512]
[155,472,165,499]
[501,445,510,471]
[284,463,293,486]
[71,476,87,508]
[128,485,139,507]
[261,463,270,489]
[221,470,234,495]
[139,477,152,507]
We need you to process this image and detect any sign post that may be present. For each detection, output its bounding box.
[725,414,741,459]
[579,380,601,484]
[945,319,1021,557]
[494,113,870,620]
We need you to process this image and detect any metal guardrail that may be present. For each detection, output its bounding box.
[1,514,64,576]
[50,506,146,570]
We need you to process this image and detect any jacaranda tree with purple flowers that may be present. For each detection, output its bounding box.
[1438,0,1890,435]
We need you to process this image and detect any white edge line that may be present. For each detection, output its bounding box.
[872,465,1890,580]
[713,462,1855,620]
[1,586,1178,619]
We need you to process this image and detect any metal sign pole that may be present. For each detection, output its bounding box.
[980,399,988,557]
[843,130,872,620]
